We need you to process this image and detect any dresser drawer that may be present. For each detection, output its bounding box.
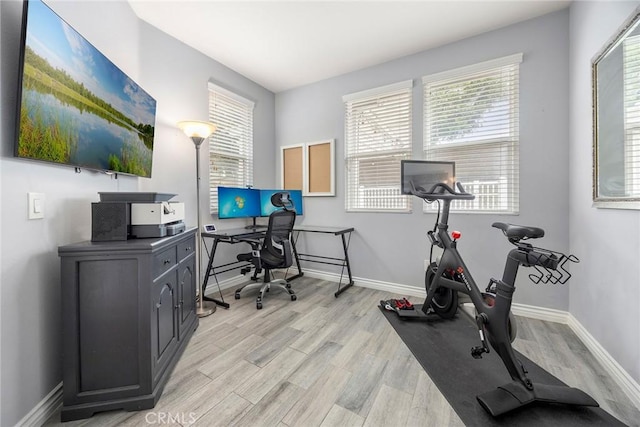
[176,236,195,262]
[153,246,176,278]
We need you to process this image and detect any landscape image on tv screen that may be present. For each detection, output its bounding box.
[15,0,157,177]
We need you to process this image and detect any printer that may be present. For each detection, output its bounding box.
[91,192,186,241]
[130,201,185,238]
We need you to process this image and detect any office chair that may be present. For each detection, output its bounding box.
[235,192,297,309]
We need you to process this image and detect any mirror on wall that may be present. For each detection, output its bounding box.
[593,7,640,208]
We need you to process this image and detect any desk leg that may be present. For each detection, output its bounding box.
[286,230,304,282]
[201,237,230,309]
[335,232,354,297]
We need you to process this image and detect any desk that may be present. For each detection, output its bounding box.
[201,227,265,306]
[201,225,355,298]
[288,225,355,297]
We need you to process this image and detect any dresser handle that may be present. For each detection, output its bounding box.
[163,259,171,265]
[185,247,192,251]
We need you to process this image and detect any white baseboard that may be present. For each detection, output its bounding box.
[567,314,640,410]
[203,273,250,295]
[512,304,640,409]
[510,302,570,323]
[16,381,62,427]
[298,267,427,298]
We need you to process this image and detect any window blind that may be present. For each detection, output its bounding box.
[208,83,255,213]
[343,80,413,212]
[623,35,640,196]
[423,54,521,213]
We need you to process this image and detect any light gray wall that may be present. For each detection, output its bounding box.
[136,20,276,227]
[135,19,277,274]
[0,1,274,425]
[569,0,640,387]
[275,10,571,310]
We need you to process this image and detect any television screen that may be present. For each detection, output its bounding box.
[260,189,303,216]
[400,160,455,195]
[217,187,261,219]
[14,0,157,177]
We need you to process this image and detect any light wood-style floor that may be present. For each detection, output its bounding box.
[46,276,640,426]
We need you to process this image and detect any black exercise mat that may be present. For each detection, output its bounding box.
[379,306,626,426]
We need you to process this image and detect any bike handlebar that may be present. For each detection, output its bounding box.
[410,181,476,201]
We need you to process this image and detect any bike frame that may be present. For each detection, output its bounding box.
[423,197,533,389]
[402,176,597,416]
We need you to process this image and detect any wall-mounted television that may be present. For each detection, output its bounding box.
[217,186,261,219]
[14,0,157,178]
[260,189,303,216]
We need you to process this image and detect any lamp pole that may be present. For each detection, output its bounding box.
[178,121,217,317]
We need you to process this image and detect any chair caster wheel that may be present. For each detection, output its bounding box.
[257,302,263,309]
[291,295,297,301]
[234,292,241,300]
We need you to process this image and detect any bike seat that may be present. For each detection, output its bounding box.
[492,222,544,240]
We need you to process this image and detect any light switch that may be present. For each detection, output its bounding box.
[28,192,45,220]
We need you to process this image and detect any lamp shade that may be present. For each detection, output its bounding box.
[177,120,217,139]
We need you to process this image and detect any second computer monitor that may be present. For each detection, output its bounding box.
[260,189,303,216]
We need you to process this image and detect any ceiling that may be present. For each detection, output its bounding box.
[128,0,571,93]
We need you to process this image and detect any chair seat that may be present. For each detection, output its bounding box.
[237,248,287,269]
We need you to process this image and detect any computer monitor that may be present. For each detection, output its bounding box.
[217,186,261,219]
[400,160,455,195]
[259,189,303,216]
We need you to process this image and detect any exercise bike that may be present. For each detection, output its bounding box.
[383,173,598,416]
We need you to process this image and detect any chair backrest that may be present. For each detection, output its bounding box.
[264,209,296,268]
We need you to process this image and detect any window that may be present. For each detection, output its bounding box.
[208,82,255,213]
[593,9,640,208]
[423,54,522,213]
[343,80,413,212]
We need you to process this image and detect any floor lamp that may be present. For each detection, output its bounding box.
[178,120,217,317]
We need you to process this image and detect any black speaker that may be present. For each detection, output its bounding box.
[91,202,130,241]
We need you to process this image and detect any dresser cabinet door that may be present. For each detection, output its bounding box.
[151,272,178,382]
[177,254,196,339]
